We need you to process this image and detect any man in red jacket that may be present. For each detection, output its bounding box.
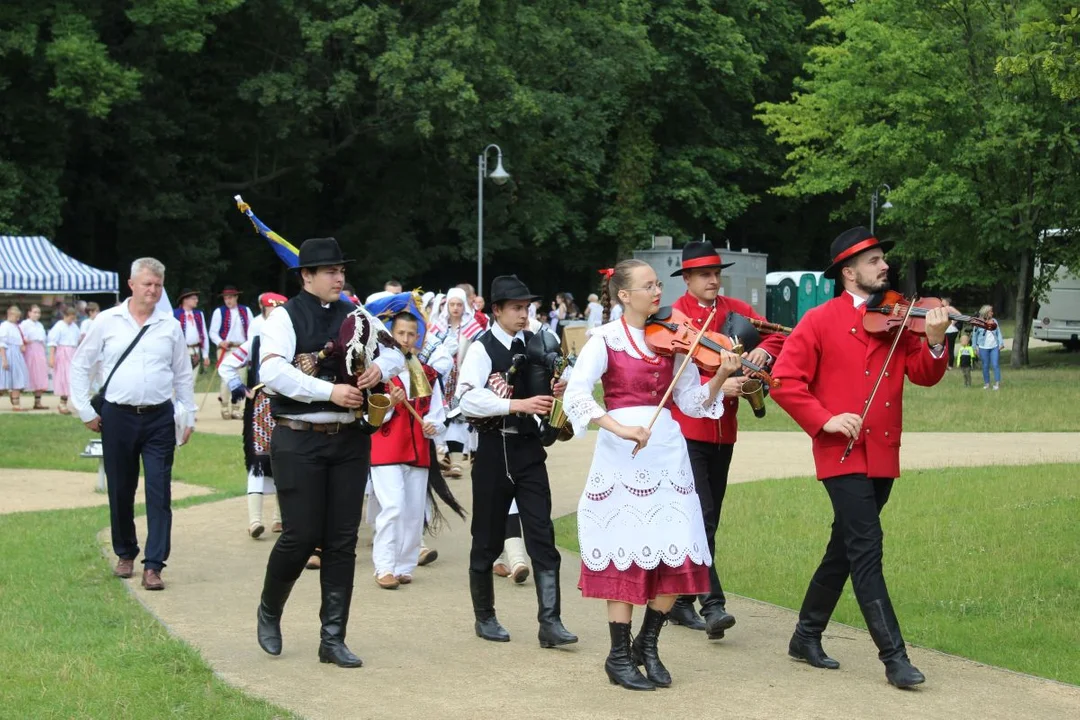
[668,241,786,639]
[770,227,951,689]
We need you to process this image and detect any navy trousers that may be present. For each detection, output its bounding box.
[101,401,175,571]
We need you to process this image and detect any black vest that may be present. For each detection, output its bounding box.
[477,329,538,436]
[270,291,353,417]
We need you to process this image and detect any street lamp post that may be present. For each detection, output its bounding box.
[477,144,510,296]
[870,183,893,234]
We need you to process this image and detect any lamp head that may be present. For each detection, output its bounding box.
[489,156,510,186]
[882,200,894,210]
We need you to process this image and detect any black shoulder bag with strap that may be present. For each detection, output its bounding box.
[90,324,151,415]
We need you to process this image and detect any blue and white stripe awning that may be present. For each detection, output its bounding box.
[0,236,119,293]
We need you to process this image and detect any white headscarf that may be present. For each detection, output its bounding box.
[438,287,473,329]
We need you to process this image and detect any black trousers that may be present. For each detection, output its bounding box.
[469,432,560,573]
[265,424,370,589]
[101,401,175,570]
[683,440,735,611]
[810,474,895,603]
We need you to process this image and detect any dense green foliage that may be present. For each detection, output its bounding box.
[0,0,825,299]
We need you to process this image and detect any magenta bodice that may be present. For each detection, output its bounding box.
[601,346,675,411]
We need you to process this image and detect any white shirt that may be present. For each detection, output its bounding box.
[179,309,210,357]
[456,323,524,418]
[210,305,254,346]
[69,300,196,424]
[249,313,266,340]
[19,319,46,344]
[609,303,624,321]
[586,301,604,328]
[259,303,406,424]
[79,317,95,341]
[47,320,81,347]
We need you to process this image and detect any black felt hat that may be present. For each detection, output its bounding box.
[670,240,735,277]
[490,275,540,303]
[823,227,894,279]
[177,288,199,301]
[294,237,355,270]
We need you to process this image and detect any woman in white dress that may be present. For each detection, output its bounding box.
[0,305,30,411]
[564,259,739,691]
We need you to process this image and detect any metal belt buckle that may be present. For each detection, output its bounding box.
[135,405,153,415]
[324,422,341,435]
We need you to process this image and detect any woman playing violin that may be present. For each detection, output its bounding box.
[563,259,740,691]
[770,227,952,690]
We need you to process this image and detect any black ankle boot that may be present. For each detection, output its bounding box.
[631,606,672,687]
[605,622,654,691]
[317,583,363,668]
[861,598,925,688]
[534,569,578,648]
[256,573,296,656]
[667,596,705,631]
[789,581,841,669]
[470,570,509,642]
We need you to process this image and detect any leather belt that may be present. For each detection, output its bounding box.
[111,401,171,415]
[275,418,353,435]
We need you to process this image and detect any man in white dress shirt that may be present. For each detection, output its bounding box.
[255,237,405,668]
[70,257,196,592]
[210,285,254,419]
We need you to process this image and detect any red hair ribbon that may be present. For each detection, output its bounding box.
[598,268,615,280]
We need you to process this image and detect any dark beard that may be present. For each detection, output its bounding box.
[857,277,890,297]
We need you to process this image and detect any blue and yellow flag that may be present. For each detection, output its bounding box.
[235,194,301,268]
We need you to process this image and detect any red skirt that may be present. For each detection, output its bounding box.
[579,558,710,605]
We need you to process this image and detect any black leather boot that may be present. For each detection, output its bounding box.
[667,596,705,631]
[470,570,510,642]
[788,581,842,669]
[700,590,737,640]
[534,569,578,648]
[317,583,364,668]
[861,597,925,688]
[631,606,672,687]
[256,573,296,656]
[605,622,654,691]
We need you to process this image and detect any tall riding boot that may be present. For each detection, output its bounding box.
[668,596,705,631]
[861,597,925,688]
[256,572,296,656]
[789,581,842,669]
[632,606,672,687]
[605,622,654,691]
[317,583,363,668]
[470,570,510,641]
[247,494,265,538]
[505,536,530,584]
[700,588,736,640]
[534,570,578,648]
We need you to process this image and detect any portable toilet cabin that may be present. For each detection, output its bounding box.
[766,272,799,329]
[818,274,836,304]
[796,272,819,320]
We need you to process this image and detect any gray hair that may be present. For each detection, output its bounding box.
[130,257,166,279]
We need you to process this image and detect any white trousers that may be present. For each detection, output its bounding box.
[246,469,276,495]
[370,464,428,577]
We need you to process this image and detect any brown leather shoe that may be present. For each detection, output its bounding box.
[375,573,400,590]
[113,558,135,578]
[141,569,165,591]
[417,547,438,566]
[396,574,413,585]
[271,521,283,533]
[493,563,511,578]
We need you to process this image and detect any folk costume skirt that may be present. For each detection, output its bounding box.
[23,341,48,392]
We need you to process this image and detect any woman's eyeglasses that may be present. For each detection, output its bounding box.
[627,281,664,294]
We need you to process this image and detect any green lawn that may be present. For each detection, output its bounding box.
[591,344,1080,432]
[554,464,1080,685]
[0,415,290,719]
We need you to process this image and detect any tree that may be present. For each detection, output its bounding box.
[757,0,1080,366]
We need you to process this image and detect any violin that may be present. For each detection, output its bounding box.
[862,290,998,337]
[645,307,780,388]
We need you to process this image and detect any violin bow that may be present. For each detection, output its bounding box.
[632,307,718,457]
[841,296,918,463]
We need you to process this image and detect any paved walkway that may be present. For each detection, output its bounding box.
[0,469,211,514]
[94,428,1079,720]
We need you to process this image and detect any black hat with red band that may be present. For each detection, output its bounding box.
[670,240,735,277]
[823,226,894,280]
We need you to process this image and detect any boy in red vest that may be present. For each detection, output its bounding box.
[369,312,445,589]
[668,241,786,639]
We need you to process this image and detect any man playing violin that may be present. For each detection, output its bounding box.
[668,240,786,638]
[770,227,951,689]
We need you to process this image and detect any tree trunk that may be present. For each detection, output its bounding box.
[1011,248,1034,368]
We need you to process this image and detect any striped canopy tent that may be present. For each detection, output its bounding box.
[0,236,119,295]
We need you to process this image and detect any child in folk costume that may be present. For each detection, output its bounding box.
[47,307,81,415]
[0,306,30,411]
[219,292,288,538]
[563,259,738,691]
[428,287,484,477]
[369,312,446,589]
[20,305,50,409]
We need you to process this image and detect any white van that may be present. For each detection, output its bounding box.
[1034,265,1080,350]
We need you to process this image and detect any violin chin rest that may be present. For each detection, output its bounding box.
[866,291,885,308]
[650,306,673,321]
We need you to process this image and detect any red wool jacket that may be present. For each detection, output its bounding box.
[670,293,786,445]
[769,295,947,480]
[370,364,439,468]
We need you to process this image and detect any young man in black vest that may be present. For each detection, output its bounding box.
[254,237,404,668]
[456,275,577,648]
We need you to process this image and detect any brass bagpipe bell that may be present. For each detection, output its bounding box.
[722,312,769,419]
[407,353,433,400]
